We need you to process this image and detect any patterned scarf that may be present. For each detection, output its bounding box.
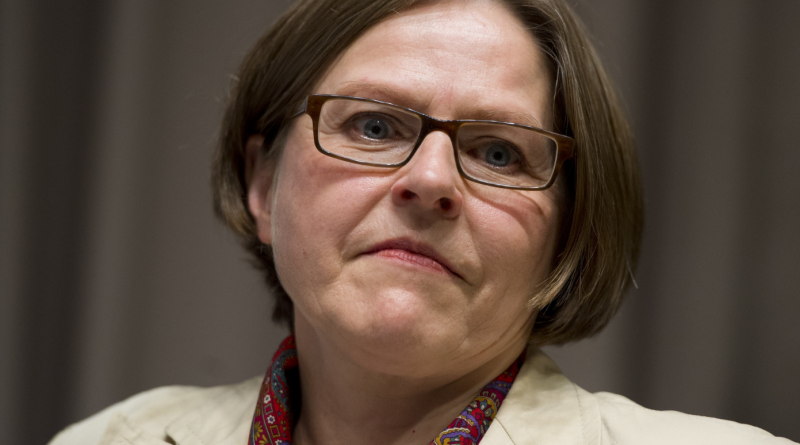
[249,335,525,445]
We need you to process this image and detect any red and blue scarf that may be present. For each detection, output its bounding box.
[249,336,524,445]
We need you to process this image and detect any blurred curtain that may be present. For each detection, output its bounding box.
[1,0,798,444]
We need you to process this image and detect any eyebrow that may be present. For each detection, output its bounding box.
[460,107,544,129]
[333,82,427,111]
[331,82,545,129]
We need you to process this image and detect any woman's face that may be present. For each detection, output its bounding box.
[249,0,561,377]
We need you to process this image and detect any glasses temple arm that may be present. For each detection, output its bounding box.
[289,96,309,119]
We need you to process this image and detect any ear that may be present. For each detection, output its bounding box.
[245,135,277,245]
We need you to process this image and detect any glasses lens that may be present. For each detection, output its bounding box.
[456,122,558,188]
[317,98,423,164]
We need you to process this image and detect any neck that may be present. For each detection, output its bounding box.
[291,315,528,445]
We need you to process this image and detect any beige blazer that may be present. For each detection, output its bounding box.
[49,349,795,445]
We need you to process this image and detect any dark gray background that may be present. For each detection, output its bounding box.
[1,0,798,444]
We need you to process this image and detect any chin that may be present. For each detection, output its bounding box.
[328,286,467,376]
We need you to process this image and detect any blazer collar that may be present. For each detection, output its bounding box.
[98,351,600,445]
[482,348,603,445]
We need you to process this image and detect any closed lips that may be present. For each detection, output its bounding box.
[363,238,462,279]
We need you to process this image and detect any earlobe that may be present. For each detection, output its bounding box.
[245,135,276,245]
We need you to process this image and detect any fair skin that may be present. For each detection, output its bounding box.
[247,1,561,444]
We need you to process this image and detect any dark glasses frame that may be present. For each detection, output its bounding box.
[290,94,575,190]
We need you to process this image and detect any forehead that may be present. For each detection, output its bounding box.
[315,0,554,128]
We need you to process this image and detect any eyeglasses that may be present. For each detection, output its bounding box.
[290,94,574,190]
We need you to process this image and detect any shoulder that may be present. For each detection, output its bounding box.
[488,348,795,445]
[593,391,795,445]
[48,377,262,445]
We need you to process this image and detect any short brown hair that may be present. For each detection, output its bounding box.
[212,0,643,345]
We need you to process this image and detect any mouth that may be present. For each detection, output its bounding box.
[362,238,462,280]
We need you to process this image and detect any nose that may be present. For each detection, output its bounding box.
[391,131,463,219]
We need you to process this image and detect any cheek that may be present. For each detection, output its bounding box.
[467,188,561,296]
[460,190,561,342]
[269,137,390,292]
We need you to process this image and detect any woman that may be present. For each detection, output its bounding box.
[50,0,792,444]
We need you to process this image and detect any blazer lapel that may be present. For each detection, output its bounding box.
[164,377,259,445]
[95,377,258,445]
[97,413,174,445]
[482,348,603,445]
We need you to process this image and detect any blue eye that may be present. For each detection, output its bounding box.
[484,144,512,166]
[361,119,390,139]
